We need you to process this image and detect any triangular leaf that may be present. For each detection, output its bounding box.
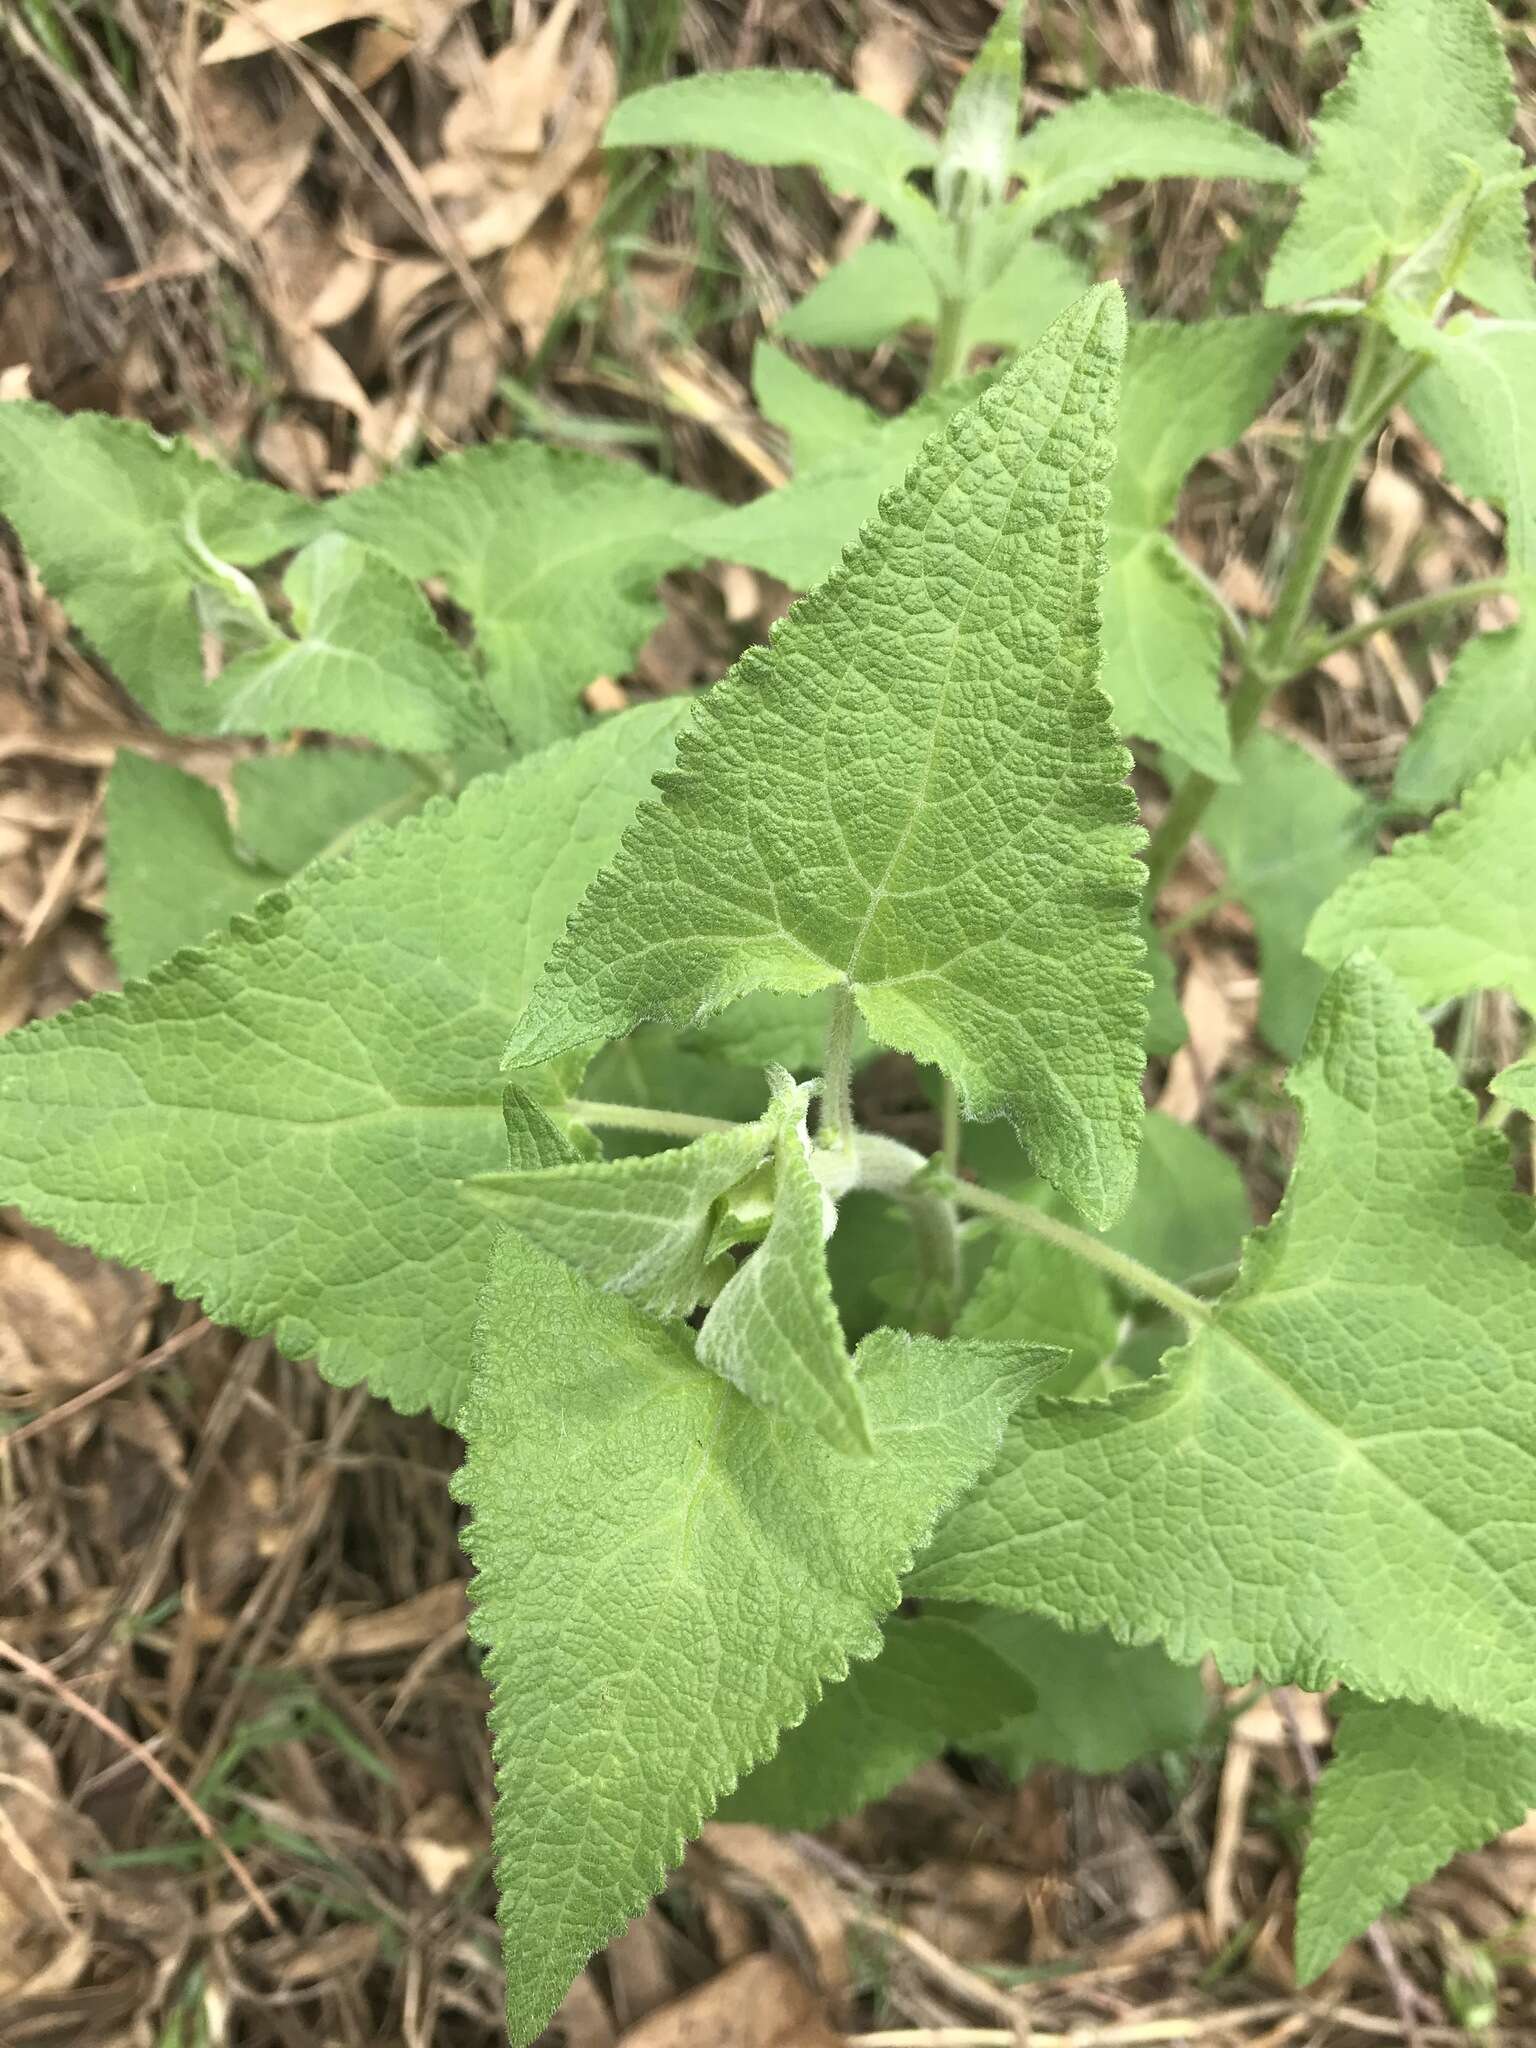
[696,1099,871,1455]
[1297,1695,1536,1983]
[232,748,426,873]
[469,1113,770,1319]
[1308,745,1536,1010]
[506,290,1149,1227]
[214,534,506,751]
[1405,319,1536,569]
[0,403,317,732]
[778,233,1087,354]
[330,444,714,749]
[1393,612,1536,811]
[752,342,877,470]
[1203,730,1377,1057]
[912,959,1536,1734]
[717,1615,1033,1829]
[1104,536,1234,780]
[456,1236,1050,2043]
[106,753,281,980]
[0,704,687,1419]
[1016,88,1301,230]
[1265,0,1535,316]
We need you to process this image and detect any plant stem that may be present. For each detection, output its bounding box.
[951,1179,1213,1330]
[939,1077,962,1177]
[1282,575,1518,676]
[562,1099,738,1141]
[1144,315,1427,896]
[819,984,859,1151]
[926,216,975,391]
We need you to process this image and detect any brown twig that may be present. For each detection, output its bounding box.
[3,1316,212,1449]
[0,1633,279,1929]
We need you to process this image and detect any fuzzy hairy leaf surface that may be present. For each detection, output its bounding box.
[0,403,317,731]
[506,290,1149,1227]
[0,705,687,1419]
[1014,89,1301,230]
[679,989,855,1073]
[1204,731,1376,1057]
[696,1107,871,1454]
[1308,746,1536,1009]
[777,234,1086,353]
[1297,1696,1536,1982]
[912,959,1536,1733]
[752,342,877,469]
[1406,320,1536,568]
[213,535,506,751]
[456,1239,1049,2044]
[957,1610,1209,1778]
[1265,0,1535,316]
[1393,614,1536,811]
[330,445,713,748]
[106,754,280,980]
[471,1103,768,1320]
[717,1616,1033,1829]
[231,750,425,873]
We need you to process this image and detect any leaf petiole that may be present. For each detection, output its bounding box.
[561,1099,740,1140]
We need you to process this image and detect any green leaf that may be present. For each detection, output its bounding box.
[1406,320,1536,568]
[1308,746,1536,1010]
[1393,614,1536,811]
[718,1615,1033,1829]
[696,1099,871,1455]
[955,1609,1209,1778]
[0,403,318,732]
[1141,910,1187,1058]
[231,749,425,872]
[935,0,1022,221]
[456,1237,1051,2044]
[506,289,1150,1228]
[960,1211,1120,1389]
[679,988,857,1073]
[0,703,686,1420]
[604,70,941,258]
[1016,89,1301,231]
[1203,731,1377,1058]
[213,535,506,751]
[1492,1059,1536,1118]
[469,1107,769,1319]
[1297,1695,1536,1983]
[578,1030,773,1156]
[1100,317,1299,775]
[912,958,1536,1734]
[1104,1112,1249,1285]
[106,753,280,981]
[752,342,876,469]
[1264,0,1536,316]
[692,373,992,589]
[330,445,714,749]
[778,234,1087,354]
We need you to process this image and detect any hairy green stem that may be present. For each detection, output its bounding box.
[819,985,859,1151]
[563,1099,738,1140]
[928,295,972,390]
[1145,317,1429,896]
[1284,576,1519,675]
[951,1180,1214,1330]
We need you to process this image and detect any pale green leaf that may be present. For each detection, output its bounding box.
[718,1615,1033,1829]
[691,373,991,588]
[214,535,505,751]
[330,444,714,748]
[1204,731,1377,1057]
[505,290,1149,1228]
[456,1236,1050,2043]
[469,1111,769,1319]
[959,1212,1119,1389]
[1393,615,1536,811]
[1016,88,1301,230]
[1104,1112,1249,1285]
[912,958,1536,1733]
[778,234,1087,354]
[1104,537,1234,781]
[1297,1695,1536,1982]
[752,342,876,469]
[604,70,941,258]
[679,988,858,1073]
[0,704,686,1420]
[1141,909,1187,1058]
[1265,0,1535,316]
[0,402,317,732]
[106,753,280,981]
[1406,320,1536,568]
[956,1609,1209,1778]
[232,749,425,872]
[1492,1059,1536,1118]
[1308,746,1536,1010]
[578,1030,773,1155]
[934,0,1022,220]
[697,1104,871,1455]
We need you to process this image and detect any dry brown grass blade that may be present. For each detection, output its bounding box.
[2,1317,213,1449]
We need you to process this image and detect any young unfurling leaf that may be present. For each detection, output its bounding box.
[506,290,1149,1228]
